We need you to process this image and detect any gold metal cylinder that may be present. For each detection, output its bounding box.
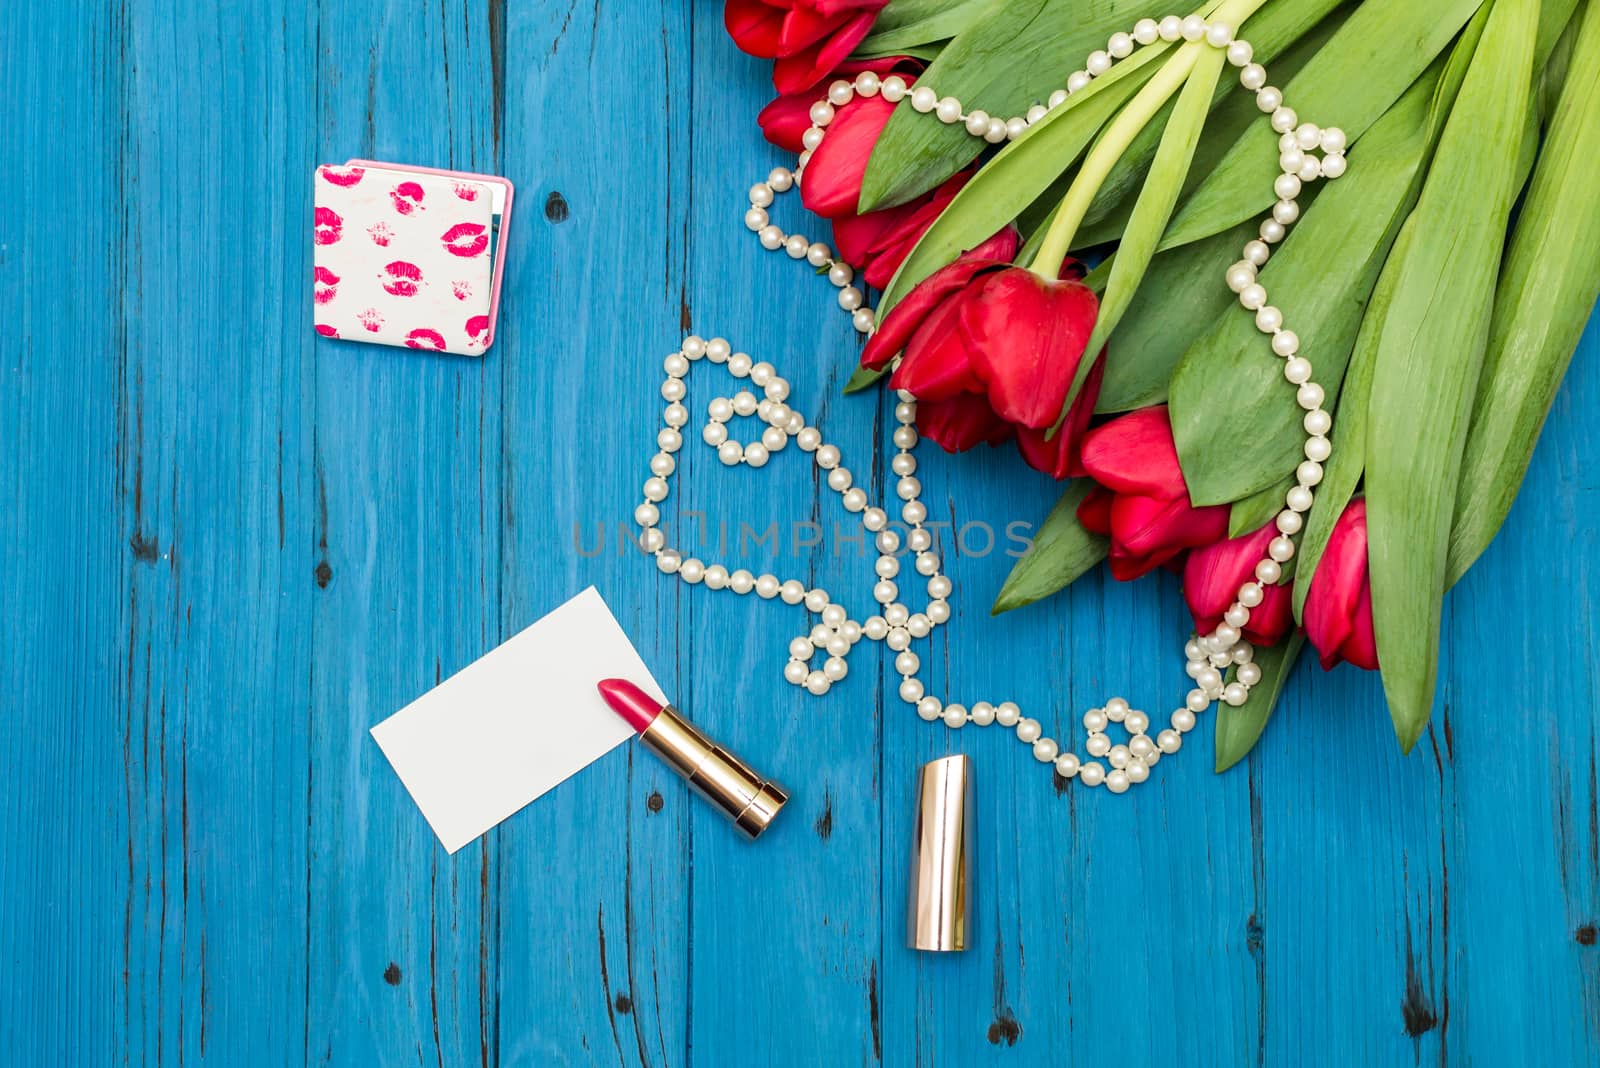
[638,705,787,839]
[906,754,972,952]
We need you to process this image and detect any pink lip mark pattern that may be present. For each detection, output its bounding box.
[314,324,340,339]
[465,314,491,347]
[314,206,344,245]
[405,328,447,351]
[441,222,489,258]
[357,308,385,332]
[381,260,422,297]
[453,182,480,201]
[451,280,473,301]
[319,165,366,187]
[367,221,393,246]
[313,266,340,304]
[390,181,426,215]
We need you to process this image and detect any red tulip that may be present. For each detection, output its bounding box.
[757,56,921,153]
[799,92,896,219]
[1303,497,1378,670]
[1183,524,1294,645]
[724,0,889,94]
[859,251,1103,479]
[1075,406,1230,580]
[832,170,970,289]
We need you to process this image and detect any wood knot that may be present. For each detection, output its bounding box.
[383,962,401,986]
[544,190,569,222]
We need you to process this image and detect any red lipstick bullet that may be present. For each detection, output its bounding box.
[597,678,788,839]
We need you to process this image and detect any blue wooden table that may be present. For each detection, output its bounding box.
[4,2,1598,1064]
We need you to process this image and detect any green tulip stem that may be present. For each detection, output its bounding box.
[1030,0,1272,282]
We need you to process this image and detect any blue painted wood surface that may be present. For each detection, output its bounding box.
[2,2,1597,1064]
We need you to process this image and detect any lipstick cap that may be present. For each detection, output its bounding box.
[906,754,972,952]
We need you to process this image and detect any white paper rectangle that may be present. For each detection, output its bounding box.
[371,586,665,852]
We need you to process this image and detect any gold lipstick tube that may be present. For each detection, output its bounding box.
[639,705,788,839]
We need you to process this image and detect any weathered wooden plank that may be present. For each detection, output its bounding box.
[491,3,693,1064]
[0,2,132,1063]
[302,2,502,1064]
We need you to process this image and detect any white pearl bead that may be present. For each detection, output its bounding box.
[650,452,675,477]
[824,656,848,681]
[1240,63,1266,90]
[638,528,664,553]
[1181,15,1207,40]
[1086,50,1112,75]
[1197,667,1222,692]
[827,80,854,106]
[728,353,754,378]
[1067,70,1092,92]
[784,234,809,260]
[906,528,930,552]
[1284,357,1312,383]
[1286,486,1313,513]
[1304,408,1332,435]
[915,696,941,721]
[635,502,659,528]
[1079,762,1106,787]
[863,615,887,639]
[660,378,686,402]
[1272,199,1299,225]
[758,225,784,250]
[886,626,910,651]
[1003,116,1026,141]
[750,182,775,208]
[899,678,924,703]
[1105,769,1130,794]
[1238,581,1264,607]
[876,555,900,579]
[643,476,668,502]
[1108,744,1130,769]
[874,580,898,604]
[935,97,962,123]
[1108,31,1133,57]
[1084,708,1109,732]
[784,660,808,685]
[1255,305,1283,332]
[1125,758,1150,784]
[881,75,907,103]
[1243,239,1270,267]
[1032,738,1058,762]
[1086,733,1111,757]
[1297,382,1326,410]
[1268,536,1296,562]
[704,565,729,590]
[1055,752,1080,778]
[768,167,793,191]
[838,286,864,311]
[964,109,990,137]
[852,308,875,334]
[717,440,742,466]
[1226,39,1252,65]
[1305,435,1331,462]
[678,558,704,584]
[1257,86,1282,112]
[1270,106,1298,133]
[1125,710,1150,735]
[657,428,682,453]
[902,501,927,525]
[1187,688,1209,712]
[1223,682,1248,706]
[755,573,780,598]
[895,650,919,676]
[1233,643,1254,665]
[1157,729,1182,754]
[1172,708,1197,733]
[1133,17,1159,43]
[854,71,880,96]
[796,428,821,452]
[826,635,849,658]
[656,549,681,574]
[840,621,861,644]
[1016,718,1042,744]
[1298,156,1322,182]
[1238,662,1263,687]
[1260,219,1286,243]
[1129,735,1157,762]
[910,85,937,112]
[1239,284,1266,310]
[945,706,969,730]
[1225,603,1251,627]
[761,426,787,452]
[827,466,852,492]
[926,599,950,624]
[1255,559,1282,584]
[970,702,996,726]
[1226,262,1257,292]
[1321,153,1347,179]
[801,127,823,150]
[806,671,831,696]
[897,476,920,500]
[663,403,688,427]
[779,580,805,604]
[1158,15,1183,40]
[814,444,840,469]
[1279,148,1305,175]
[729,569,754,594]
[827,263,853,288]
[996,701,1021,727]
[1048,88,1070,108]
[1205,22,1233,46]
[1026,104,1047,125]
[894,401,917,424]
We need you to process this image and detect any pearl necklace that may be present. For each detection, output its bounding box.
[635,13,1347,794]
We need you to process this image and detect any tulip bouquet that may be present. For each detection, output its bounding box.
[723,0,1600,766]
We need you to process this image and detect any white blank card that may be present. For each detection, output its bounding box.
[371,586,667,852]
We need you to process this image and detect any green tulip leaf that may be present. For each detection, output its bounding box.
[1228,479,1287,539]
[1157,0,1486,252]
[1365,0,1537,753]
[856,0,1001,54]
[1167,67,1435,506]
[1214,632,1304,771]
[1448,0,1600,584]
[859,0,1180,213]
[991,481,1109,614]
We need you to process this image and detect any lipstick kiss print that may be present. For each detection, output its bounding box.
[405,328,447,351]
[313,266,340,304]
[319,165,366,187]
[358,308,384,332]
[367,221,393,247]
[313,206,343,245]
[441,222,489,258]
[390,181,426,215]
[451,280,473,301]
[382,260,423,297]
[453,182,480,201]
[314,324,340,339]
[465,315,491,347]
